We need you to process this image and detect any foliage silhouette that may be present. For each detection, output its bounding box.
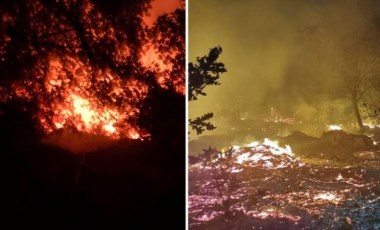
[188,46,226,135]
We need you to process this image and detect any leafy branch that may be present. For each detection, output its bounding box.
[188,46,226,135]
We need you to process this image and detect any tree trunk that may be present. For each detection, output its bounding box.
[352,98,364,131]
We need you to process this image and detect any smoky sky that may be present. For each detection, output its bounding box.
[189,0,380,136]
[143,0,183,27]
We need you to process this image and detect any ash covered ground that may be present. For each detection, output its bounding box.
[189,134,380,230]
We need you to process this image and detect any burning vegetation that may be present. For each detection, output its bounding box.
[30,54,148,140]
[189,1,380,229]
[0,0,184,152]
[189,139,380,229]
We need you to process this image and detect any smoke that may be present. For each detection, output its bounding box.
[143,0,183,27]
[189,0,380,138]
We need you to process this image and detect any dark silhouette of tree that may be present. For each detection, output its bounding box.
[338,34,375,131]
[189,46,226,135]
[0,0,185,137]
[188,113,215,135]
[298,2,380,131]
[138,6,185,141]
[362,78,380,122]
[150,8,185,94]
[0,0,151,78]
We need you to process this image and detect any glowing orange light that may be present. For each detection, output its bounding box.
[8,54,150,141]
[328,124,342,131]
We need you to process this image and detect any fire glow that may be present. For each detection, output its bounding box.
[314,192,338,202]
[328,124,343,131]
[190,140,380,229]
[9,54,149,140]
[192,138,300,171]
[0,0,185,150]
[233,138,294,168]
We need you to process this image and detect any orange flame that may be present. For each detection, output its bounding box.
[12,53,149,140]
[0,0,185,151]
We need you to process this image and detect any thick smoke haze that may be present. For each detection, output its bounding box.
[190,0,380,140]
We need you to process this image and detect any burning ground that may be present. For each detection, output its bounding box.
[189,138,380,229]
[189,0,380,229]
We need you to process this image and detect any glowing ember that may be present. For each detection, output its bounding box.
[236,152,252,164]
[336,173,344,181]
[248,210,301,222]
[213,138,300,170]
[195,212,223,222]
[232,145,240,151]
[263,138,293,155]
[190,142,380,229]
[363,122,380,129]
[328,124,343,131]
[313,192,338,202]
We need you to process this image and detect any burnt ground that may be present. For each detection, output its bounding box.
[2,139,184,228]
[189,144,380,230]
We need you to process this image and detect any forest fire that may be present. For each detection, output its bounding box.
[189,139,380,229]
[8,54,149,140]
[0,0,185,152]
[189,0,380,229]
[211,139,296,169]
[0,0,185,228]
